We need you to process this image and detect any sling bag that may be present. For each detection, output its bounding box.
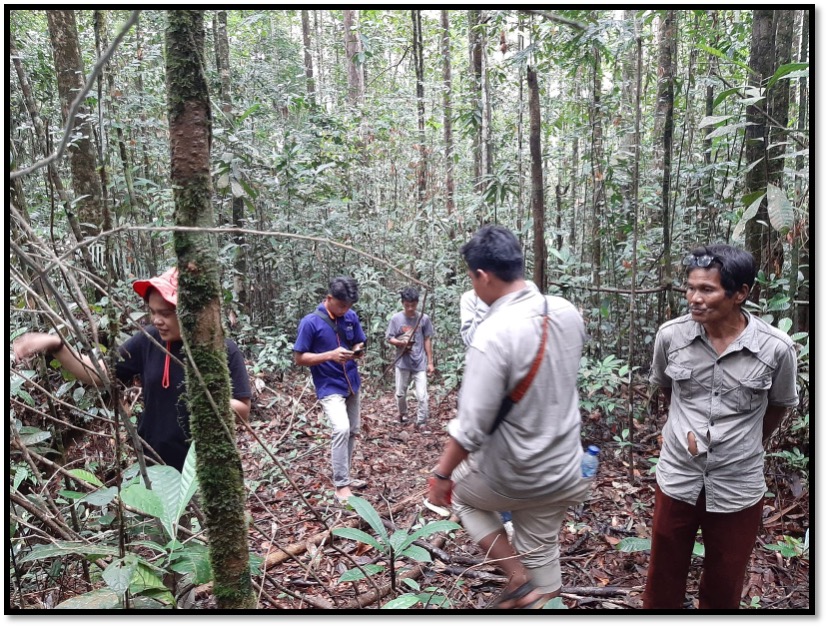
[314,309,355,350]
[487,296,550,435]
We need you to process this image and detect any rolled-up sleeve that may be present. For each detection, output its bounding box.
[770,342,799,407]
[649,328,671,389]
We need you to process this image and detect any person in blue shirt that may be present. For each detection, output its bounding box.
[293,276,367,504]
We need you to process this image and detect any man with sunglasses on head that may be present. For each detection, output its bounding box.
[294,276,367,504]
[13,268,252,472]
[642,244,799,609]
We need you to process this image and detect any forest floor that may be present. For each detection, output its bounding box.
[193,372,810,612]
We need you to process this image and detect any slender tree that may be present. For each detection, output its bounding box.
[46,10,104,238]
[165,9,255,609]
[527,66,546,291]
[654,10,676,322]
[301,10,316,105]
[343,10,363,106]
[744,9,774,298]
[440,10,455,217]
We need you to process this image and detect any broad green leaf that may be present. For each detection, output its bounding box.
[231,180,245,198]
[130,562,172,603]
[121,484,164,521]
[732,192,766,242]
[22,541,120,563]
[698,43,752,73]
[19,430,52,446]
[389,529,408,553]
[397,520,461,552]
[402,578,420,591]
[766,183,794,233]
[67,469,104,488]
[103,559,136,596]
[140,446,199,542]
[82,486,118,507]
[767,62,809,89]
[55,589,120,609]
[331,527,387,553]
[338,563,384,583]
[698,115,733,128]
[615,537,652,552]
[705,121,755,140]
[381,593,421,609]
[692,542,705,557]
[345,496,388,545]
[170,544,213,584]
[400,544,431,563]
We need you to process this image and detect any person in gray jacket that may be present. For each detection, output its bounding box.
[642,244,798,609]
[428,225,588,609]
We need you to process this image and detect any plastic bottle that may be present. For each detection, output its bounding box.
[581,445,600,478]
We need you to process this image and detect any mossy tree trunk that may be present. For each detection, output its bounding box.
[165,10,255,610]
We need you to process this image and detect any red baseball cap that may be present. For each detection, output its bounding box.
[132,267,178,307]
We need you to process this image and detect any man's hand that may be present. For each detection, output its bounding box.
[13,332,62,362]
[330,347,355,364]
[428,476,453,507]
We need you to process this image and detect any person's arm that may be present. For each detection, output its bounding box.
[762,405,789,444]
[13,332,106,386]
[424,336,434,374]
[294,347,353,367]
[231,398,251,422]
[428,436,469,507]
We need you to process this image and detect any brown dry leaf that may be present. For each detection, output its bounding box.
[604,535,620,547]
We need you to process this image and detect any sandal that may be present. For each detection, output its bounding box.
[488,581,537,610]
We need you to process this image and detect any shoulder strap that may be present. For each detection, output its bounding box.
[487,297,550,435]
[314,308,337,333]
[314,309,352,350]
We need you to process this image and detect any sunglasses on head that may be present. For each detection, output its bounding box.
[682,254,721,268]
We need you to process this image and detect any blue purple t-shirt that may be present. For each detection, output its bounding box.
[293,303,367,399]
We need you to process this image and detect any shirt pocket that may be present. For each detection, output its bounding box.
[344,323,355,344]
[742,376,772,412]
[664,362,696,400]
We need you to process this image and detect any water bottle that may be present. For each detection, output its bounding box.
[581,445,600,478]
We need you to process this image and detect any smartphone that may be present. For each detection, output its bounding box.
[352,347,364,357]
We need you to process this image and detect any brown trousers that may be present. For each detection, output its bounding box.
[642,485,763,609]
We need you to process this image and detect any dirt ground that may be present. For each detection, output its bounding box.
[214,373,811,612]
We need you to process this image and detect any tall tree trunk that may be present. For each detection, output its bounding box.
[343,10,363,107]
[589,44,606,347]
[165,9,255,610]
[468,10,484,198]
[527,66,546,292]
[440,10,455,218]
[213,10,248,314]
[763,10,795,282]
[792,9,809,334]
[214,11,232,115]
[655,10,676,323]
[301,10,316,105]
[744,9,775,300]
[11,32,98,277]
[412,10,427,208]
[47,10,104,238]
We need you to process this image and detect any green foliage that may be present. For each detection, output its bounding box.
[333,496,459,606]
[763,531,809,560]
[578,354,631,421]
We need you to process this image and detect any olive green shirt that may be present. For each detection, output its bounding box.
[650,311,799,512]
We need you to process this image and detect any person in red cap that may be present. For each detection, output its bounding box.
[13,268,251,471]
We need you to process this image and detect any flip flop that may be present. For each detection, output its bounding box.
[488,581,543,610]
